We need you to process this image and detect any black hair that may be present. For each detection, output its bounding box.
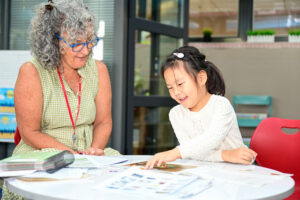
[161,45,225,96]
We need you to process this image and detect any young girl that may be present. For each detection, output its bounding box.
[146,46,257,169]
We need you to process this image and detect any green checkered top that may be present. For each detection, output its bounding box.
[13,56,119,156]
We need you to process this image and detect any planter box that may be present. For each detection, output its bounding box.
[247,35,275,43]
[288,35,300,43]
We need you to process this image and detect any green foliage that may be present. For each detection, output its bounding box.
[202,28,213,36]
[134,68,146,95]
[288,29,300,36]
[247,29,275,36]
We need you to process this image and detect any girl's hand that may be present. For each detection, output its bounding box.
[86,147,105,156]
[145,148,181,169]
[222,147,257,165]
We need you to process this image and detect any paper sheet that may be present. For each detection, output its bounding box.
[18,168,88,181]
[126,161,197,172]
[93,166,212,199]
[0,170,36,177]
[184,166,292,187]
[68,155,128,168]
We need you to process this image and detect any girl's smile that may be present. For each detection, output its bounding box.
[164,61,211,112]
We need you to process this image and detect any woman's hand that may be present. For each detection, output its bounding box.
[85,147,105,156]
[145,148,181,169]
[222,147,257,165]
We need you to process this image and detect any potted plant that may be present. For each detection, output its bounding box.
[202,28,212,42]
[247,29,275,43]
[288,29,300,43]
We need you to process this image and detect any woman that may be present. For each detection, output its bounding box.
[13,0,120,155]
[12,0,118,155]
[2,1,119,199]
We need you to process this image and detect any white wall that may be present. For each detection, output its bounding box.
[190,44,300,137]
[0,51,31,88]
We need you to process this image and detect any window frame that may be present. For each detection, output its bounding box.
[125,0,189,154]
[0,0,10,49]
[188,0,290,42]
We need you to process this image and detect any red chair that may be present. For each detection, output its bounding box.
[14,127,21,146]
[250,117,300,200]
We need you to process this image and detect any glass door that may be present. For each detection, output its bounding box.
[126,0,189,154]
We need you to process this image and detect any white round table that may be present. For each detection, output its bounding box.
[6,155,294,200]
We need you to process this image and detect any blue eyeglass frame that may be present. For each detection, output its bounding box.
[55,33,100,52]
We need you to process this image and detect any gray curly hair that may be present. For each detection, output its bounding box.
[30,0,96,70]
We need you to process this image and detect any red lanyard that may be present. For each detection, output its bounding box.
[57,67,81,143]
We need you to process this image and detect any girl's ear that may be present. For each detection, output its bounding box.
[197,70,207,87]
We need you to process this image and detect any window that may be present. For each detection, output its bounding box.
[126,0,188,154]
[189,0,239,38]
[9,1,35,50]
[136,0,183,28]
[134,30,183,96]
[254,0,300,35]
[133,107,176,154]
[9,0,115,68]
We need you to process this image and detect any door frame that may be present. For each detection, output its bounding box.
[125,0,189,154]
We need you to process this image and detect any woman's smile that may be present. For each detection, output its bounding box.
[76,56,88,62]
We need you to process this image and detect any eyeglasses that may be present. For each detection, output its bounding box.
[55,34,100,52]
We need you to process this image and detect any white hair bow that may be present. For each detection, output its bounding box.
[173,52,184,58]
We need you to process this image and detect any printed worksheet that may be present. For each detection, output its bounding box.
[126,161,196,172]
[93,166,211,199]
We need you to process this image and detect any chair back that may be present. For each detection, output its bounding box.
[14,127,21,146]
[233,95,272,115]
[250,117,300,199]
[233,95,272,127]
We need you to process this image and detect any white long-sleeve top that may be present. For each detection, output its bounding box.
[170,94,246,162]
